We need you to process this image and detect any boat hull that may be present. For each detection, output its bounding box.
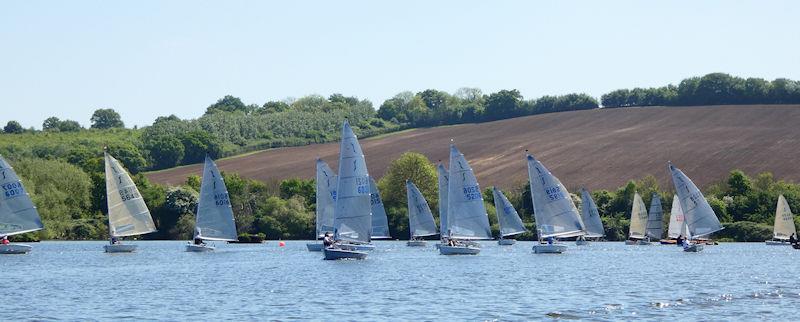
[337,243,376,251]
[0,244,33,254]
[683,244,704,252]
[407,240,427,247]
[104,244,137,253]
[186,244,215,252]
[793,244,800,250]
[533,244,568,254]
[439,245,480,255]
[625,239,651,245]
[660,239,677,245]
[306,243,324,252]
[575,239,589,246]
[765,240,791,246]
[498,239,516,245]
[323,247,367,260]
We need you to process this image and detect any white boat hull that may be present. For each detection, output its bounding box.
[439,245,481,255]
[765,240,791,246]
[533,244,568,254]
[0,244,33,254]
[186,244,215,252]
[625,239,651,245]
[104,244,137,253]
[498,239,516,245]
[323,247,367,260]
[407,240,427,247]
[683,244,703,252]
[306,243,324,251]
[337,243,376,251]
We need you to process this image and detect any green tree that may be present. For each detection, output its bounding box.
[378,152,438,238]
[205,95,250,114]
[484,89,522,120]
[4,120,24,134]
[727,170,752,196]
[58,120,82,132]
[145,136,185,169]
[180,130,222,164]
[90,108,125,129]
[42,117,61,131]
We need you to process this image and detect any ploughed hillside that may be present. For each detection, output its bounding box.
[147,105,800,191]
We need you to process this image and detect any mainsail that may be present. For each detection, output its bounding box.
[447,145,492,239]
[195,156,238,241]
[579,188,605,238]
[525,153,584,238]
[773,195,796,240]
[314,159,337,238]
[669,163,723,238]
[437,163,449,238]
[646,193,664,239]
[406,180,438,238]
[492,187,526,237]
[667,195,689,239]
[628,192,648,239]
[370,178,391,239]
[0,155,43,237]
[104,152,157,237]
[332,120,372,243]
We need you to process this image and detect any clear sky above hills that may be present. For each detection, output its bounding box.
[1,0,798,128]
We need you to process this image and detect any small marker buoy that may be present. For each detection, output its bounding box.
[278,241,286,247]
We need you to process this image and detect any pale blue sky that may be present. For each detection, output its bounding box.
[1,1,798,128]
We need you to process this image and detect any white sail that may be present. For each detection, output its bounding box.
[0,155,44,237]
[437,163,449,238]
[104,152,157,237]
[492,187,526,237]
[773,195,796,240]
[628,192,648,239]
[195,156,238,241]
[370,178,391,239]
[447,144,492,239]
[406,180,438,238]
[646,193,664,239]
[314,159,337,238]
[667,195,688,239]
[332,120,372,243]
[579,188,605,238]
[525,153,585,238]
[669,163,723,238]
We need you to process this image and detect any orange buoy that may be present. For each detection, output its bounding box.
[279,241,286,247]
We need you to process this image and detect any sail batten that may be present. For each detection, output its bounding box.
[195,156,238,241]
[579,188,605,238]
[104,152,157,238]
[646,193,664,239]
[526,153,585,239]
[669,164,723,239]
[493,187,527,237]
[332,120,372,243]
[446,145,492,240]
[370,178,391,239]
[407,180,439,238]
[772,195,796,240]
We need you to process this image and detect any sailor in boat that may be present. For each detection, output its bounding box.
[323,232,334,248]
[547,236,554,245]
[192,237,204,246]
[675,235,684,246]
[790,233,797,245]
[1,235,8,245]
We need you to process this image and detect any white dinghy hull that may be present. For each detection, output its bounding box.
[765,240,791,246]
[0,244,33,254]
[498,239,516,245]
[323,247,367,260]
[306,243,324,251]
[186,244,215,252]
[624,239,651,245]
[337,243,376,251]
[439,245,481,255]
[683,244,704,252]
[533,244,568,254]
[407,240,427,247]
[104,244,137,253]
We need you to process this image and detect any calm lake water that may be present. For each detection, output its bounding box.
[2,241,799,321]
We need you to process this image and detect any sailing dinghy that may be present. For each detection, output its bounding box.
[406,180,438,246]
[103,152,158,253]
[526,152,585,254]
[576,188,605,245]
[645,193,664,243]
[669,163,724,252]
[0,155,44,254]
[493,187,526,245]
[765,195,796,245]
[187,156,238,252]
[307,159,337,252]
[660,195,690,245]
[369,178,390,246]
[323,120,372,260]
[435,162,449,249]
[438,144,491,255]
[625,192,651,245]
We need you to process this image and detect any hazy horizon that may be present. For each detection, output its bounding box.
[2,0,798,128]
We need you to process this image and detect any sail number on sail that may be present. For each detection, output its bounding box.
[118,187,140,202]
[545,186,564,201]
[214,192,230,206]
[370,192,382,206]
[2,182,25,198]
[463,185,481,201]
[356,176,370,195]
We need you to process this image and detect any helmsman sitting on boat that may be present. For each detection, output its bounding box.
[1,235,8,245]
[323,232,334,248]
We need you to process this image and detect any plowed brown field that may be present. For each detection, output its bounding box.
[146,105,800,191]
